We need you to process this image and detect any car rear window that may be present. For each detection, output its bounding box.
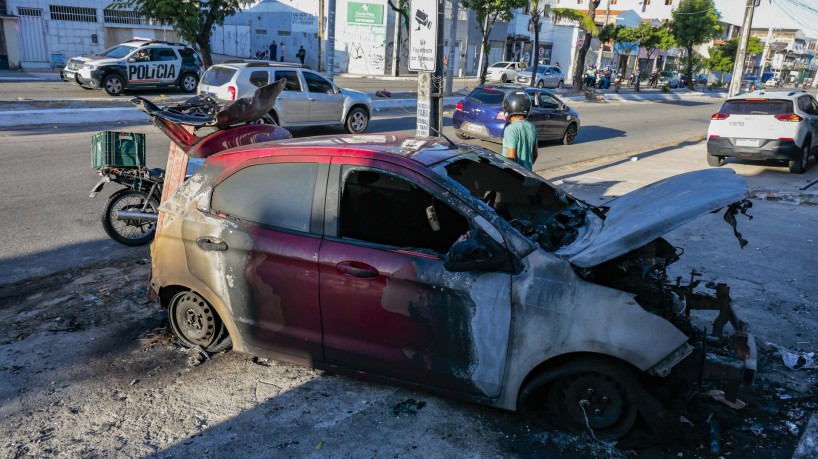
[202,66,237,86]
[468,88,505,105]
[720,99,793,115]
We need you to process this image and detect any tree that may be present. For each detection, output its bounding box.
[614,25,642,77]
[552,3,601,90]
[642,24,676,70]
[387,0,410,76]
[462,0,528,85]
[669,0,721,89]
[527,0,552,87]
[108,0,253,68]
[706,37,763,81]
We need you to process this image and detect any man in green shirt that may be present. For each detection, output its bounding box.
[501,91,538,170]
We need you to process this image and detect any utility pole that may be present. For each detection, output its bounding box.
[596,0,611,69]
[445,0,459,95]
[757,4,777,79]
[728,0,758,97]
[391,9,402,77]
[318,0,324,72]
[412,0,445,137]
[326,0,337,80]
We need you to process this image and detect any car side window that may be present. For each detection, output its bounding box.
[154,48,178,61]
[304,72,335,94]
[810,97,818,114]
[798,96,815,115]
[249,70,269,87]
[339,168,468,254]
[274,70,302,91]
[525,91,538,107]
[539,93,559,109]
[210,163,318,233]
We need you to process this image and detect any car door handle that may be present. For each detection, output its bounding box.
[196,237,227,251]
[308,97,316,101]
[336,261,379,278]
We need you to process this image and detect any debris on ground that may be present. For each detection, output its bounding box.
[391,399,426,417]
[767,342,816,370]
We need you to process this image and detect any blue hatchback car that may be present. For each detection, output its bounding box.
[452,85,580,145]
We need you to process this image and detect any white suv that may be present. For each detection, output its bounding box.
[707,90,818,173]
[198,61,372,134]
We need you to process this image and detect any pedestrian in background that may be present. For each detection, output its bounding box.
[501,91,538,171]
[296,45,306,65]
[280,43,286,62]
[269,40,277,63]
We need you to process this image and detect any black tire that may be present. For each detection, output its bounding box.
[345,106,369,134]
[80,85,95,90]
[562,123,578,145]
[249,114,277,125]
[455,132,470,140]
[101,188,158,246]
[789,143,810,174]
[548,368,638,440]
[707,154,723,167]
[168,291,232,352]
[557,80,564,89]
[102,74,125,96]
[179,72,199,93]
[536,80,544,88]
[500,74,509,83]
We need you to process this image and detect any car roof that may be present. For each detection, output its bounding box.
[211,60,306,70]
[726,89,809,101]
[122,38,188,48]
[209,134,480,168]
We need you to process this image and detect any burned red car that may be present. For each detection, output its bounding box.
[150,135,756,440]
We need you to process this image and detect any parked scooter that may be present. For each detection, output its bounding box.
[90,80,291,246]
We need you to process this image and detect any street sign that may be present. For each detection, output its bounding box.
[409,0,437,72]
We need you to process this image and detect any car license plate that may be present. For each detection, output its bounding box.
[467,123,483,133]
[736,138,759,147]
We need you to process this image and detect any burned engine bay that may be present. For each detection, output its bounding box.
[444,155,757,400]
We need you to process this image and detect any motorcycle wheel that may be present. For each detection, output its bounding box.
[101,188,159,246]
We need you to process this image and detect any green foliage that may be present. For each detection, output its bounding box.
[462,0,528,84]
[108,0,253,67]
[669,0,721,49]
[706,37,763,74]
[386,0,410,32]
[550,7,599,36]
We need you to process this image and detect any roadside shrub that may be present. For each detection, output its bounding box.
[660,84,671,93]
[708,80,725,91]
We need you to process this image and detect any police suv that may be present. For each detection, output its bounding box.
[61,39,202,96]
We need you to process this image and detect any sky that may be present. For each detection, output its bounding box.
[716,0,818,36]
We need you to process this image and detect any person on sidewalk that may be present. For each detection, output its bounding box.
[501,91,538,171]
[296,45,306,65]
[280,44,286,62]
[269,41,277,63]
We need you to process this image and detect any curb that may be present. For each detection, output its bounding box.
[793,412,818,459]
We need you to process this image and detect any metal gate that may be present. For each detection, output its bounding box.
[17,8,49,63]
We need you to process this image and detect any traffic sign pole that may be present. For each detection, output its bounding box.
[411,0,443,138]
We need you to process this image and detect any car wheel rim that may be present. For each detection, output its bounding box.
[106,78,121,93]
[566,125,577,143]
[556,372,637,440]
[184,76,196,91]
[170,292,217,347]
[351,112,366,132]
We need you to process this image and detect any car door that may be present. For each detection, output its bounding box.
[303,71,345,123]
[152,47,181,84]
[318,160,513,397]
[191,158,329,361]
[524,90,547,139]
[798,96,818,149]
[537,91,566,139]
[272,69,310,123]
[127,48,159,85]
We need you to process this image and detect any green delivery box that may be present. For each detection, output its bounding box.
[92,131,146,169]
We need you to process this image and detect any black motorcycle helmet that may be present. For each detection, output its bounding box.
[502,90,531,118]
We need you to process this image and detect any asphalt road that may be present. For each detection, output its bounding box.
[0,98,722,286]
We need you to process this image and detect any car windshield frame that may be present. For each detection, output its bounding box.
[99,45,138,59]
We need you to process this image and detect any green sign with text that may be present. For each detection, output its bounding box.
[347,2,384,25]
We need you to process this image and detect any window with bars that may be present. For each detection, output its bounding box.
[50,5,97,22]
[104,9,147,25]
[664,0,672,4]
[18,7,43,16]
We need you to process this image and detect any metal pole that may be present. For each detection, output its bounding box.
[326,0,336,80]
[728,0,757,97]
[318,0,324,71]
[445,0,459,96]
[392,9,402,77]
[596,0,611,69]
[757,4,777,79]
[432,0,445,135]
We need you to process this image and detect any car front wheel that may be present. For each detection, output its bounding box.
[168,291,232,352]
[557,80,564,89]
[345,107,369,134]
[102,74,125,96]
[562,123,578,145]
[536,80,544,88]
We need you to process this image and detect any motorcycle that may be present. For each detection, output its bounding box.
[255,49,268,60]
[90,79,290,246]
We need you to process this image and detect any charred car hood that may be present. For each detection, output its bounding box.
[556,169,749,268]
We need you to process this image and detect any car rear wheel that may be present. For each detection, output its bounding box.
[168,291,232,352]
[562,123,578,145]
[789,143,810,174]
[102,75,124,96]
[501,74,509,83]
[707,154,724,167]
[345,107,369,134]
[557,80,564,89]
[179,72,199,93]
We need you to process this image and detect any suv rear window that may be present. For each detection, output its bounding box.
[720,99,793,115]
[202,67,237,86]
[468,88,505,105]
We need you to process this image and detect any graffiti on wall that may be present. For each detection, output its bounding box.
[385,37,410,73]
[337,1,387,74]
